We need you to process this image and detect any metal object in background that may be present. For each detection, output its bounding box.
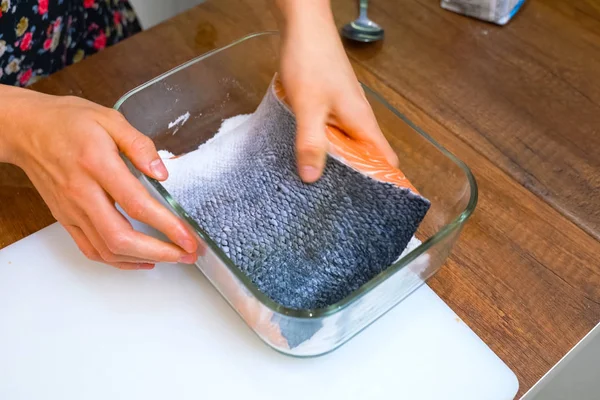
[341,0,384,43]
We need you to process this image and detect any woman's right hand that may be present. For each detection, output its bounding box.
[0,86,198,270]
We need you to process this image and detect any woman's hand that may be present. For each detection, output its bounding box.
[272,0,398,183]
[0,86,198,270]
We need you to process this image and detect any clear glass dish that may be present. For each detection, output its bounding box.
[114,32,477,357]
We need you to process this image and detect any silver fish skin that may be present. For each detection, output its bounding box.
[161,85,431,311]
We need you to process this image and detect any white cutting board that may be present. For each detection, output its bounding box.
[0,222,518,400]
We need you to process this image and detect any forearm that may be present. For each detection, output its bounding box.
[0,84,46,166]
[270,0,337,37]
[0,84,23,165]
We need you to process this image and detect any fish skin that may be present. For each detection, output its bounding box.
[162,82,430,311]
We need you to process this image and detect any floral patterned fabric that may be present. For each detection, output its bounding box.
[0,0,141,87]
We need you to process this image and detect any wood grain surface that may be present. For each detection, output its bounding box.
[1,0,599,397]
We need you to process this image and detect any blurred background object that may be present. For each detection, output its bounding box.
[129,0,206,29]
[441,0,526,25]
[341,0,385,43]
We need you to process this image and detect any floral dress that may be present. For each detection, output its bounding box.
[0,0,141,87]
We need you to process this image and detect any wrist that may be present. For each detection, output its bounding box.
[274,0,335,36]
[0,85,33,166]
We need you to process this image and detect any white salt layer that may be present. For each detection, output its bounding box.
[157,150,175,159]
[160,114,253,184]
[167,111,191,135]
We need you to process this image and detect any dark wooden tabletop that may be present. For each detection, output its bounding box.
[1,0,599,397]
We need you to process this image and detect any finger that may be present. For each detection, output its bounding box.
[107,206,199,264]
[294,107,329,183]
[335,99,399,167]
[77,216,159,264]
[64,224,102,263]
[82,186,197,264]
[88,155,198,255]
[101,110,169,181]
[64,224,155,269]
[110,262,155,270]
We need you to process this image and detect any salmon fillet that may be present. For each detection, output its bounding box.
[158,75,430,349]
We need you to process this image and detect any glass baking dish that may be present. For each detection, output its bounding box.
[114,32,477,357]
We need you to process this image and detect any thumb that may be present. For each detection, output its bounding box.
[103,110,169,181]
[294,108,329,183]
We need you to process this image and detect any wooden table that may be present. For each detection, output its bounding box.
[1,0,599,397]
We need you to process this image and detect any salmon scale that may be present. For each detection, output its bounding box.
[160,78,430,310]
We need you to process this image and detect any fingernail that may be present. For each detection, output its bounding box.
[178,253,197,264]
[150,159,168,180]
[300,165,321,183]
[138,263,155,270]
[178,238,196,253]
